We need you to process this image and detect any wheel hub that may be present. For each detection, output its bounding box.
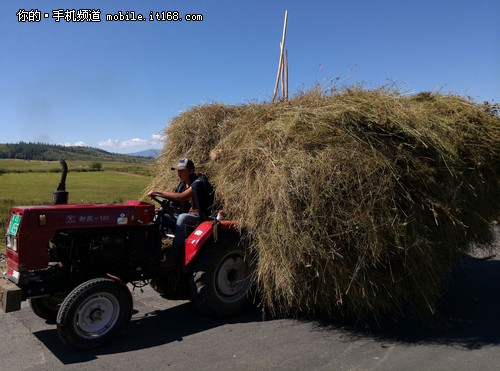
[216,254,250,299]
[89,307,104,322]
[75,293,119,338]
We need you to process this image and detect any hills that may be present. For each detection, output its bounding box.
[127,149,161,158]
[0,142,158,162]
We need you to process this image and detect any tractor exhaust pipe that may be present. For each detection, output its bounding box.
[52,159,69,205]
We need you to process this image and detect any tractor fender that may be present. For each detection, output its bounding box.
[184,220,236,266]
[106,273,127,286]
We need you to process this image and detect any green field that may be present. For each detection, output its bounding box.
[0,158,153,175]
[0,160,155,249]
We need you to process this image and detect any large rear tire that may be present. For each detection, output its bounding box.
[56,278,133,350]
[190,235,254,318]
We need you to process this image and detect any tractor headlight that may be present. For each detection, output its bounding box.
[6,234,18,252]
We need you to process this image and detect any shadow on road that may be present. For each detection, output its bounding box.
[33,299,263,364]
[320,253,500,349]
[32,252,499,363]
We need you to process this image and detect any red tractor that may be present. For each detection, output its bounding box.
[0,161,254,349]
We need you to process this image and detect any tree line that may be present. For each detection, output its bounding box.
[0,142,147,162]
[0,142,101,160]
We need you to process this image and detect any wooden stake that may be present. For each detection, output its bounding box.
[281,43,285,99]
[272,10,288,102]
[285,49,289,100]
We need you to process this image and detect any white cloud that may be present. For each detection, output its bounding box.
[98,134,165,151]
[98,138,148,148]
[59,141,88,147]
[152,133,166,142]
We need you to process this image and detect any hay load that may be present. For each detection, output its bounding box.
[148,88,499,322]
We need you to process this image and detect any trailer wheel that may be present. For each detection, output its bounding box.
[190,235,254,318]
[29,294,65,322]
[56,278,132,350]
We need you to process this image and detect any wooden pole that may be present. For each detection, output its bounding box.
[272,10,288,102]
[285,49,289,100]
[280,43,285,99]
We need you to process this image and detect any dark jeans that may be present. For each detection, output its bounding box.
[162,213,200,261]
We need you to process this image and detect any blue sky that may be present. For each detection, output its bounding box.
[1,0,499,154]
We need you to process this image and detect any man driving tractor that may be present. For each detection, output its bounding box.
[148,158,214,268]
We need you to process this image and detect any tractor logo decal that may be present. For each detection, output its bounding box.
[117,213,128,225]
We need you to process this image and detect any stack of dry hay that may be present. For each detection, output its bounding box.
[147,88,499,322]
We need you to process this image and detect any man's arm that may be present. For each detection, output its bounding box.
[147,188,193,203]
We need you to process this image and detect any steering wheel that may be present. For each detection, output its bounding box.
[149,192,172,208]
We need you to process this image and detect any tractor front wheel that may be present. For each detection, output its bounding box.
[56,277,132,350]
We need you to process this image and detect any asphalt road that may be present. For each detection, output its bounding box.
[1,244,499,370]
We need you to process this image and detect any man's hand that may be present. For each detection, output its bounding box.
[148,191,167,199]
[148,188,192,203]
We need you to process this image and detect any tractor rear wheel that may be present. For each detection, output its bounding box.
[56,277,132,350]
[190,235,254,318]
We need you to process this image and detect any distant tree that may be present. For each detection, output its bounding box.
[90,161,103,171]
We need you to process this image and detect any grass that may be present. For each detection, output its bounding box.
[0,158,153,175]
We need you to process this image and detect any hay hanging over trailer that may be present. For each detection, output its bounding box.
[148,87,499,322]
